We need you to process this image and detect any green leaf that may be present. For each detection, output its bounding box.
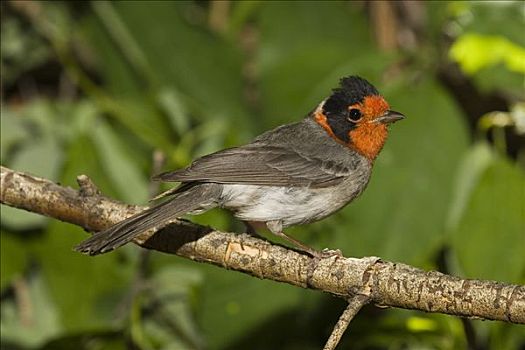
[150,252,306,350]
[257,1,386,129]
[62,135,120,199]
[450,154,525,283]
[32,219,134,333]
[157,88,190,136]
[80,14,175,151]
[91,118,149,203]
[449,33,525,74]
[447,1,525,47]
[445,2,525,94]
[111,1,246,118]
[84,1,249,146]
[0,231,29,291]
[101,96,175,152]
[9,135,62,180]
[91,1,155,85]
[0,107,29,160]
[446,142,494,231]
[0,15,51,84]
[227,1,263,37]
[39,331,126,350]
[197,265,303,349]
[0,273,62,348]
[136,266,205,350]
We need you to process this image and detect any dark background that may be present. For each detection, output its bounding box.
[1,1,524,349]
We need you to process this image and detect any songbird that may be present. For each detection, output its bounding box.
[75,76,405,258]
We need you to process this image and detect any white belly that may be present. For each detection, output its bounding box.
[219,184,343,227]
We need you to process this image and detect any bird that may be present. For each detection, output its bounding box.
[75,75,404,258]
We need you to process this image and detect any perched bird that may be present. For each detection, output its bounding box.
[75,76,404,257]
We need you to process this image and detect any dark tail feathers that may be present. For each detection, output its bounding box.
[74,184,220,255]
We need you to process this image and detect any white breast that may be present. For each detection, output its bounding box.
[219,184,344,227]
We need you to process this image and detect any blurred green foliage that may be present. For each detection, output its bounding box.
[450,33,525,74]
[1,1,524,349]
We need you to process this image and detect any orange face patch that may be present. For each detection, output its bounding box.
[347,96,390,161]
[314,96,392,161]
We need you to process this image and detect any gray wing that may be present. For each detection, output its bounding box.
[152,145,354,188]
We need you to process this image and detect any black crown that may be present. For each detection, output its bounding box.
[323,76,379,116]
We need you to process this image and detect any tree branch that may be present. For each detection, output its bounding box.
[323,294,370,350]
[1,166,524,328]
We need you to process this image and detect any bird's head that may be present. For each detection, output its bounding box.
[314,76,404,161]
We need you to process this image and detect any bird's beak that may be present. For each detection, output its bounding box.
[374,110,405,124]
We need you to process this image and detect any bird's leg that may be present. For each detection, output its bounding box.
[266,220,341,259]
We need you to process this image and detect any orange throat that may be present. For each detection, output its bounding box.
[348,123,388,162]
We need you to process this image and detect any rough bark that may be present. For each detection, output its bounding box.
[1,166,524,325]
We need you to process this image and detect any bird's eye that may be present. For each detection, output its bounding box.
[347,108,362,123]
